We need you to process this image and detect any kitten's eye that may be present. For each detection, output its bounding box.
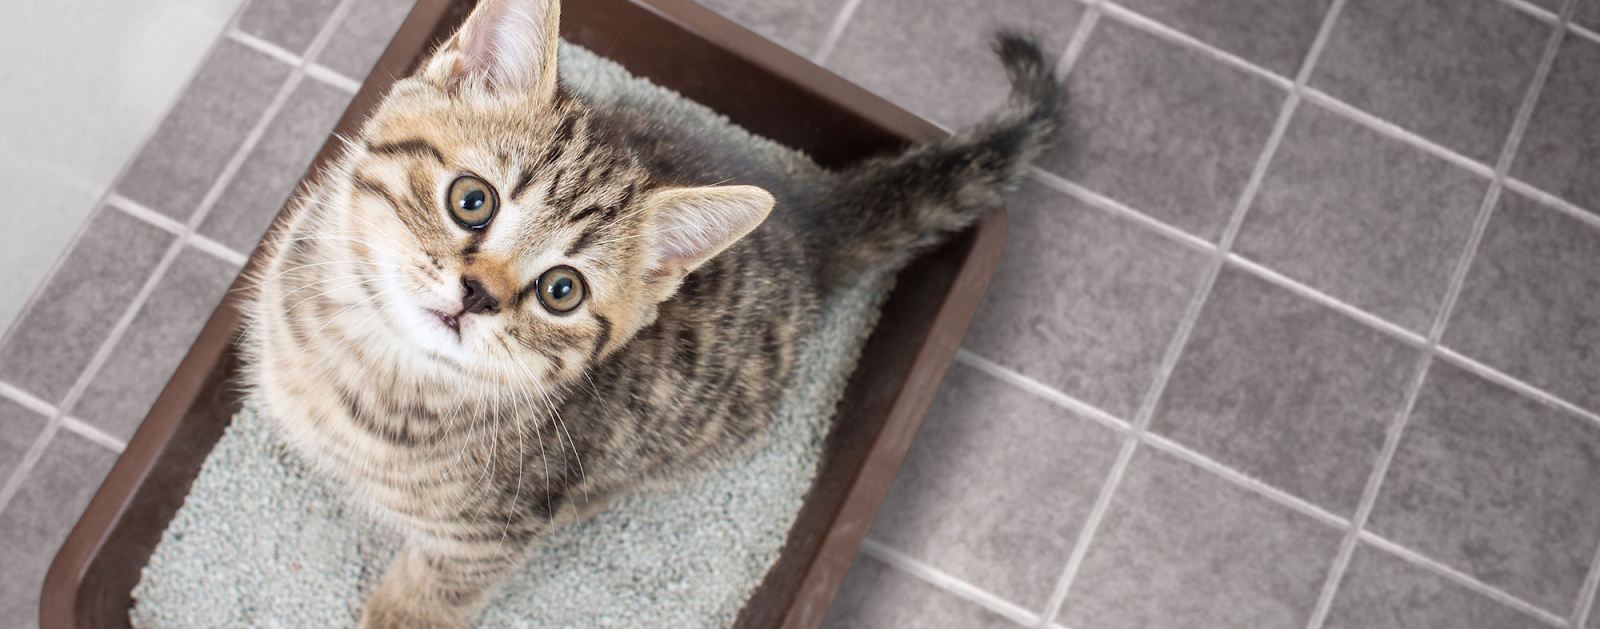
[535,266,586,314]
[447,175,497,229]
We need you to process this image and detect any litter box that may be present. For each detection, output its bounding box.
[41,0,1006,626]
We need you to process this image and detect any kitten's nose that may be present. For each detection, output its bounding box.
[461,276,500,315]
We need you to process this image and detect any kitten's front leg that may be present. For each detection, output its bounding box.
[360,536,527,629]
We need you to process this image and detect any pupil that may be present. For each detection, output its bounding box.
[462,190,485,211]
[550,278,572,300]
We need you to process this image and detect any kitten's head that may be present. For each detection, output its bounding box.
[309,0,772,384]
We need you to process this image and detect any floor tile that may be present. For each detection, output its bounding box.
[869,361,1120,609]
[1151,267,1419,516]
[1369,360,1600,614]
[822,553,1022,629]
[0,208,175,405]
[1444,191,1600,414]
[237,0,342,54]
[1235,100,1487,332]
[200,79,352,252]
[962,181,1209,419]
[1311,0,1549,163]
[314,0,416,79]
[696,0,851,58]
[1037,17,1286,241]
[1113,0,1331,76]
[0,431,118,629]
[1512,33,1600,216]
[70,247,240,441]
[0,398,47,485]
[118,40,293,221]
[1060,447,1343,629]
[824,0,1084,130]
[1324,543,1550,629]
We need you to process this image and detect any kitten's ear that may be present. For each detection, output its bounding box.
[644,186,775,281]
[427,0,561,97]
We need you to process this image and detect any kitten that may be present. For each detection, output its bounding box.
[243,0,1061,626]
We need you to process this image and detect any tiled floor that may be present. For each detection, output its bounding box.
[2,0,1599,628]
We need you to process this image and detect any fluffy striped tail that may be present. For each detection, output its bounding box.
[819,31,1063,290]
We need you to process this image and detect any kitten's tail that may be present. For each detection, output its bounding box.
[819,31,1062,290]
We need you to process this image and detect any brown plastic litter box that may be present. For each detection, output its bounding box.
[41,0,1008,626]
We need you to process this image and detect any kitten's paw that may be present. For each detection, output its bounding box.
[359,591,470,629]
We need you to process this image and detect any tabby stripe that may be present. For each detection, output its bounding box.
[591,314,612,360]
[352,174,403,211]
[563,224,600,258]
[567,204,602,224]
[510,166,538,201]
[369,138,445,164]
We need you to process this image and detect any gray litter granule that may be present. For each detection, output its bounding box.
[131,44,896,629]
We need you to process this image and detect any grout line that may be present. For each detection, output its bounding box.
[1097,1,1293,90]
[58,416,128,454]
[109,194,248,268]
[1304,2,1576,626]
[1139,432,1349,530]
[1574,537,1600,627]
[226,29,301,66]
[1224,254,1429,347]
[1026,168,1214,254]
[1503,177,1600,231]
[305,63,364,94]
[1037,2,1350,624]
[956,350,1130,432]
[1574,21,1600,46]
[858,537,1043,627]
[108,193,187,234]
[1359,531,1569,627]
[0,380,58,419]
[1435,346,1600,428]
[810,0,867,66]
[1298,88,1498,179]
[189,235,251,268]
[1501,0,1564,23]
[1056,0,1103,76]
[0,0,361,519]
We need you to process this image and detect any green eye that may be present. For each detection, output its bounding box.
[536,266,586,314]
[447,175,497,229]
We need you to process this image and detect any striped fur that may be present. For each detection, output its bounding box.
[243,0,1061,626]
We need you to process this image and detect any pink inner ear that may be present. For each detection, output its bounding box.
[650,186,775,271]
[451,0,555,89]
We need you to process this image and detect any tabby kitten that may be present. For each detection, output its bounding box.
[244,0,1061,626]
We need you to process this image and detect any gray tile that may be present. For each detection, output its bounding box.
[315,0,416,79]
[1061,447,1343,628]
[1512,33,1600,216]
[1114,0,1332,76]
[824,0,1084,130]
[71,247,240,441]
[1236,101,1488,332]
[119,40,293,221]
[869,361,1121,609]
[1324,543,1550,629]
[1151,268,1419,516]
[1310,0,1549,163]
[0,431,118,629]
[1369,360,1600,613]
[1580,3,1600,32]
[1037,18,1287,241]
[963,181,1209,419]
[1444,191,1600,414]
[0,208,175,404]
[822,553,1022,629]
[200,79,352,252]
[0,398,47,484]
[696,0,851,58]
[237,0,342,54]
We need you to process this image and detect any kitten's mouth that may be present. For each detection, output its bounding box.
[427,309,462,339]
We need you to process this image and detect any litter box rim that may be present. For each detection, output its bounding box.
[42,0,1007,627]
